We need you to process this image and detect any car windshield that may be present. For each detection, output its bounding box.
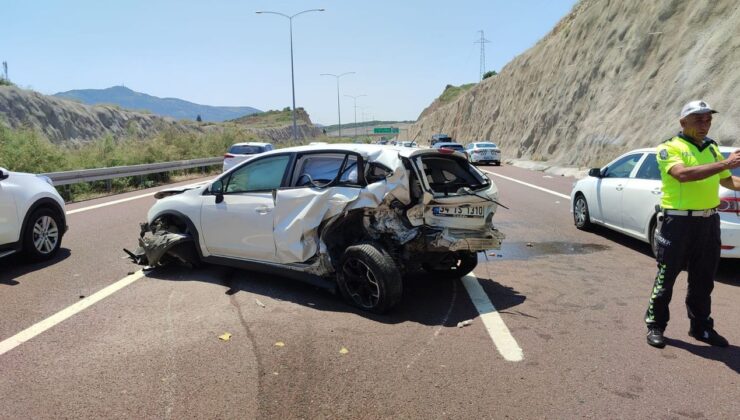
[229,145,264,155]
[722,152,740,176]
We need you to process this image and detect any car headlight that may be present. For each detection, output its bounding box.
[36,175,54,186]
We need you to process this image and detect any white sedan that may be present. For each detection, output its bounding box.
[570,147,739,258]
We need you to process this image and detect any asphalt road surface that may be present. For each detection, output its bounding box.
[1,165,739,419]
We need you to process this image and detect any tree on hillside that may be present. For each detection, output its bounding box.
[483,70,498,79]
[196,114,202,122]
[483,70,497,79]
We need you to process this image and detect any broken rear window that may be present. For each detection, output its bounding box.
[418,156,489,194]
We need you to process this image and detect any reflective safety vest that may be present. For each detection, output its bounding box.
[656,134,730,210]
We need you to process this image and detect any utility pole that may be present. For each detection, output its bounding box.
[344,94,366,140]
[2,62,7,81]
[474,30,490,81]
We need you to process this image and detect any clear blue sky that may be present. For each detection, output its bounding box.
[3,0,577,125]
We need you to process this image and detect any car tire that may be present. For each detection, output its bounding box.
[422,251,478,279]
[573,194,592,230]
[648,218,659,258]
[337,243,402,314]
[23,207,63,262]
[494,161,501,166]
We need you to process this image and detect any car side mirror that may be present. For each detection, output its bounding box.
[211,179,225,203]
[588,168,603,178]
[0,167,8,181]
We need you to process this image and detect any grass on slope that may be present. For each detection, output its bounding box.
[438,83,476,105]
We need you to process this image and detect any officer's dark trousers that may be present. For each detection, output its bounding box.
[645,213,721,331]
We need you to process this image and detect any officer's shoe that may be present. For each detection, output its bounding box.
[688,328,729,347]
[647,327,666,348]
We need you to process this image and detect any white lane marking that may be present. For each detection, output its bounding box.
[461,272,523,362]
[66,192,155,215]
[483,170,571,200]
[65,179,213,215]
[0,270,146,356]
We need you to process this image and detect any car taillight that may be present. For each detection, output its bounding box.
[438,148,455,154]
[224,153,235,159]
[718,197,739,213]
[472,149,482,154]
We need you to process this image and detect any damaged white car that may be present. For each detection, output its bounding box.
[127,144,505,313]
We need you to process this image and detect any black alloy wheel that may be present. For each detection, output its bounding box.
[337,243,402,314]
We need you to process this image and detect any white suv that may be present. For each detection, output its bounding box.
[222,142,274,172]
[0,167,67,261]
[128,144,505,313]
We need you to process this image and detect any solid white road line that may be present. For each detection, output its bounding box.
[461,273,523,362]
[65,178,214,216]
[66,192,155,215]
[483,170,571,200]
[0,270,146,356]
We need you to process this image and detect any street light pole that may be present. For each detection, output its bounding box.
[320,72,354,139]
[344,94,366,140]
[257,8,325,144]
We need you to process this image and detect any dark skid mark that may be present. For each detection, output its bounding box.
[493,241,610,260]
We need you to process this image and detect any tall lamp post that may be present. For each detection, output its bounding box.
[344,94,366,139]
[320,72,354,139]
[256,8,325,144]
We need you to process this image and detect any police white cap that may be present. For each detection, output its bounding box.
[680,100,718,119]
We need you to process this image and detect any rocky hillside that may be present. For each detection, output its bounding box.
[410,0,740,167]
[0,86,200,144]
[0,86,320,145]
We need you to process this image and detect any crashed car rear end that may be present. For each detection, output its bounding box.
[127,144,504,313]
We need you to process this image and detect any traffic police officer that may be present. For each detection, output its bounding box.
[645,100,740,348]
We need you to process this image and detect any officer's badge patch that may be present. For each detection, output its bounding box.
[659,149,668,160]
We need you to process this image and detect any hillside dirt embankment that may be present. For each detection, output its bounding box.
[410,0,740,168]
[0,86,321,145]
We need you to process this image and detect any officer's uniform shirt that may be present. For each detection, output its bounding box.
[656,134,731,210]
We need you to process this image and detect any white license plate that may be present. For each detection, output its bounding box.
[432,205,485,218]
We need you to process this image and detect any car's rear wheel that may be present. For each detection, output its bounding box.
[23,207,63,261]
[423,251,478,279]
[337,243,402,314]
[573,194,592,230]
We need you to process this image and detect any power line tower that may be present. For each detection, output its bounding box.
[2,62,7,81]
[474,30,490,81]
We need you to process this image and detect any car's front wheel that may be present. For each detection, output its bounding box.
[573,194,592,230]
[337,243,402,314]
[649,218,659,258]
[23,207,63,261]
[423,251,478,279]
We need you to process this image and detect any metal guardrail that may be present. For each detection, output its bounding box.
[44,157,222,186]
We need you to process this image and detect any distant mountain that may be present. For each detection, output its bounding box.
[53,86,261,122]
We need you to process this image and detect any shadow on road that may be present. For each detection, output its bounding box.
[0,248,71,286]
[582,226,739,285]
[665,337,740,374]
[144,264,527,328]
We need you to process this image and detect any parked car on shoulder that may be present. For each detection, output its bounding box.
[0,168,67,261]
[466,142,501,166]
[128,144,505,313]
[223,142,273,172]
[570,146,739,258]
[400,141,418,148]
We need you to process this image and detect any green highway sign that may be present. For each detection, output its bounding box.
[373,127,399,134]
